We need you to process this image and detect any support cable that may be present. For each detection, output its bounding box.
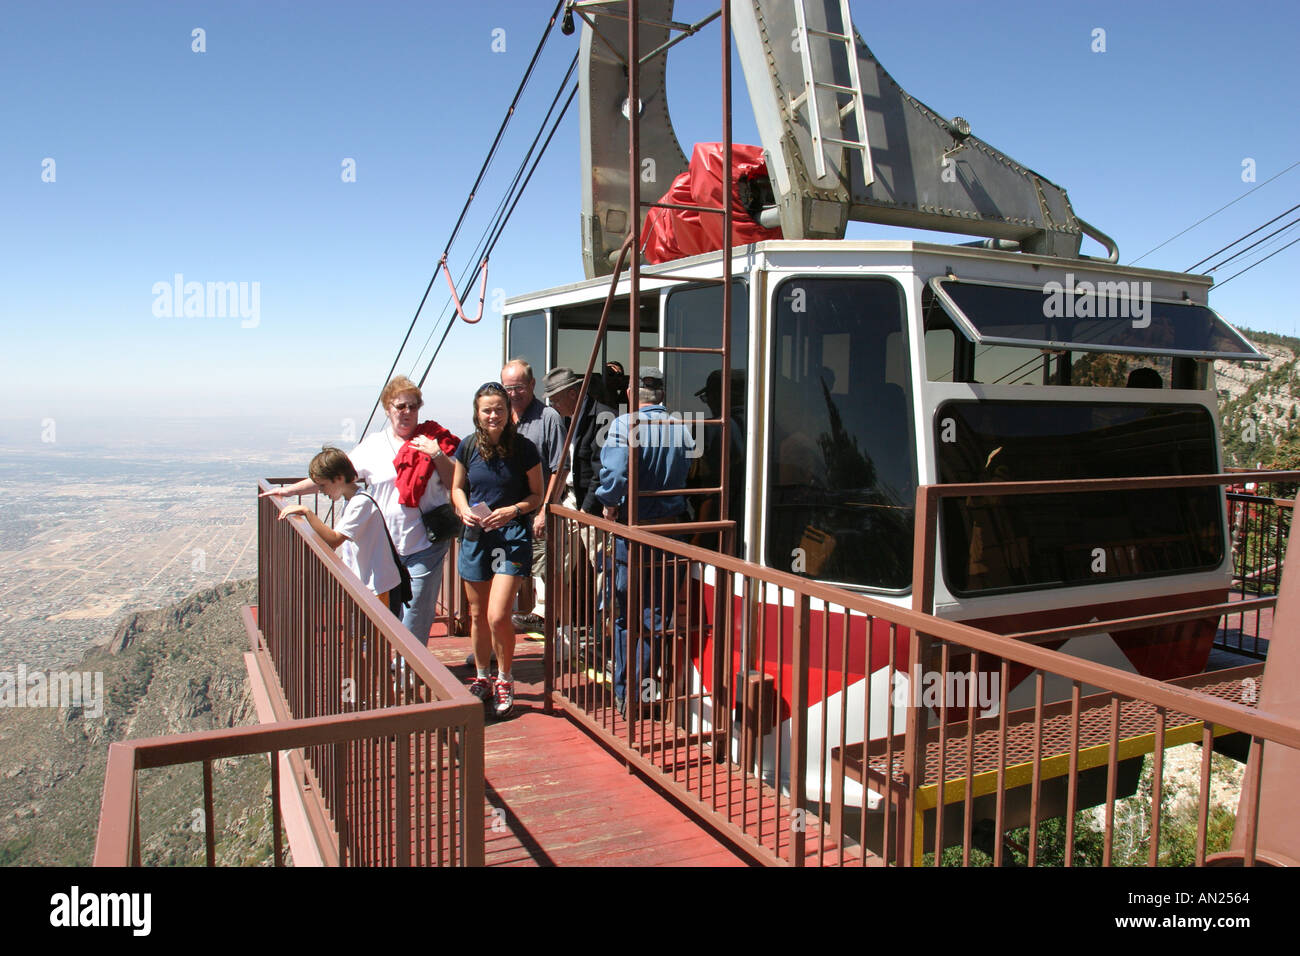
[1129,160,1300,266]
[1204,216,1300,274]
[1212,235,1300,291]
[1187,204,1300,272]
[405,51,579,377]
[359,0,567,440]
[416,80,580,391]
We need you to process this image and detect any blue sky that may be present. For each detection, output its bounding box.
[3,0,1298,440]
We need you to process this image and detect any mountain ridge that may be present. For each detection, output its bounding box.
[0,580,278,867]
[1217,327,1300,468]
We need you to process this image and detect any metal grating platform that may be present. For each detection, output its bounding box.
[840,664,1264,796]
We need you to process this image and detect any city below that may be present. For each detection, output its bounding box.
[0,416,350,674]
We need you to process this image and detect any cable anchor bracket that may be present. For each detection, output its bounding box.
[438,255,490,324]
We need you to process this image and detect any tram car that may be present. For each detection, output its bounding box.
[496,0,1265,803]
[503,237,1261,801]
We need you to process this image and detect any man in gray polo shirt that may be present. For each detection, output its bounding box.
[501,358,566,630]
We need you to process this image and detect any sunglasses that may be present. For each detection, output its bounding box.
[477,382,508,395]
[390,401,420,411]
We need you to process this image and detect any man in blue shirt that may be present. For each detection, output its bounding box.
[596,367,695,716]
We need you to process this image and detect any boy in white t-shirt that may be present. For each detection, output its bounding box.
[280,447,403,612]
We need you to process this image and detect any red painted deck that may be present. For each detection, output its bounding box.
[424,626,748,867]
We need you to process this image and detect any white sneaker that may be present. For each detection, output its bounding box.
[493,678,515,718]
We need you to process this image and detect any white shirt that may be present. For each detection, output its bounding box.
[349,426,451,557]
[335,493,401,596]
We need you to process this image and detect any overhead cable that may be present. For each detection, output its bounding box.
[1129,159,1300,265]
[359,0,567,441]
[1212,235,1300,290]
[1186,203,1300,272]
[405,51,580,377]
[1203,215,1300,274]
[416,80,579,391]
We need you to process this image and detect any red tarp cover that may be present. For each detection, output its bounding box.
[641,143,783,264]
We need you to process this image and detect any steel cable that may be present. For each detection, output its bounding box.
[359,0,567,440]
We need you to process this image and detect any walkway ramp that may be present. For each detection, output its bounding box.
[425,627,747,867]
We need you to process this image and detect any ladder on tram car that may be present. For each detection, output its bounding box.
[631,310,736,539]
[790,0,874,184]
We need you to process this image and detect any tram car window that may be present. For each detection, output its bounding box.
[506,311,546,381]
[551,296,658,406]
[937,401,1224,595]
[766,277,916,591]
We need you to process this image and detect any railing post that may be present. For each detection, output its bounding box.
[462,714,486,866]
[94,743,141,866]
[258,494,268,654]
[202,758,216,866]
[626,536,639,749]
[1233,490,1300,864]
[270,749,284,866]
[788,592,810,865]
[544,508,556,715]
[710,567,731,761]
[904,485,940,865]
[911,485,939,618]
[901,631,930,866]
[333,740,347,866]
[396,733,411,866]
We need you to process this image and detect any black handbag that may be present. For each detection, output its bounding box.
[421,502,461,543]
[357,493,413,610]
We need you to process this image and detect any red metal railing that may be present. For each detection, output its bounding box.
[1222,490,1291,658]
[253,480,484,864]
[94,703,475,866]
[263,477,468,637]
[94,482,485,866]
[544,473,1300,866]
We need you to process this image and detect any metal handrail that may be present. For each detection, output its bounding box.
[257,477,470,698]
[94,702,477,866]
[551,502,1300,749]
[96,481,487,867]
[547,479,1300,867]
[255,479,485,865]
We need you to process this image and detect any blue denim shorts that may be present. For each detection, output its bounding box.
[457,520,532,582]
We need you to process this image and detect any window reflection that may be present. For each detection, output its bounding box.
[507,312,546,379]
[937,401,1224,595]
[766,278,916,590]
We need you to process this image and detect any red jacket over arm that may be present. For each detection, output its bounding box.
[393,421,460,507]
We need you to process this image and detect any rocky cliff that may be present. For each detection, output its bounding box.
[1216,329,1300,468]
[0,580,279,866]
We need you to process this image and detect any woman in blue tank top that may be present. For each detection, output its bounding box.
[451,382,543,718]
